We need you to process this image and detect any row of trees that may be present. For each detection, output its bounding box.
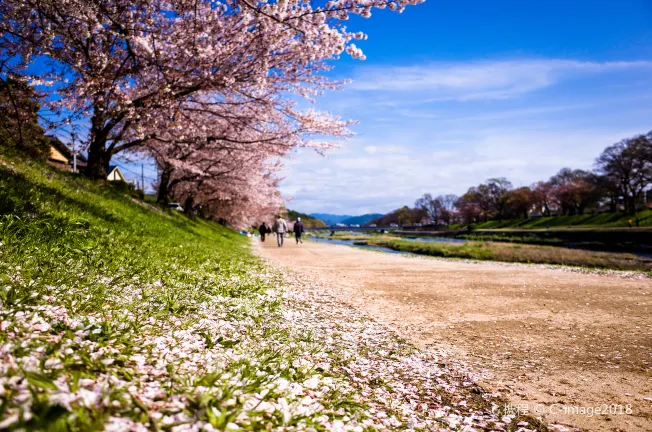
[1,0,422,226]
[371,206,427,227]
[377,132,652,227]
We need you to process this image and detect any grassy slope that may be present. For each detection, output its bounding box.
[457,209,652,230]
[358,238,652,272]
[0,156,374,430]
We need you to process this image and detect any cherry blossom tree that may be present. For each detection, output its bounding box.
[549,168,600,216]
[149,132,286,226]
[0,75,48,159]
[135,97,350,225]
[1,0,423,179]
[505,186,535,219]
[532,181,554,216]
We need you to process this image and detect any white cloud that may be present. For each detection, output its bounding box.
[349,59,652,101]
[363,144,410,154]
[280,57,652,214]
[281,126,650,214]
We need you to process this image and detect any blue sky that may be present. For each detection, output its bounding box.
[281,0,652,215]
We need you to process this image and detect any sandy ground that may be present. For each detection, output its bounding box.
[256,237,652,431]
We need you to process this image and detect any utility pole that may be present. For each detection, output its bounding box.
[141,163,145,192]
[71,132,77,174]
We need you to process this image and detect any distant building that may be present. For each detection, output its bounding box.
[46,135,87,172]
[107,165,126,182]
[46,135,127,182]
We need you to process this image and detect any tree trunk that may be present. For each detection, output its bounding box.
[85,135,110,180]
[85,111,110,180]
[184,195,194,214]
[631,191,642,213]
[157,166,172,204]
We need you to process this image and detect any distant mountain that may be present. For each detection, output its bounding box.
[309,213,352,225]
[341,214,383,226]
[309,213,383,226]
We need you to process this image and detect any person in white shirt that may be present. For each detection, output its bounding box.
[274,215,288,247]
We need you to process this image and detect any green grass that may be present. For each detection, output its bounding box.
[308,232,398,242]
[357,238,652,272]
[452,209,652,230]
[0,155,376,430]
[457,234,565,246]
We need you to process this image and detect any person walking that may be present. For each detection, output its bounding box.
[259,222,267,242]
[293,217,304,244]
[274,215,288,247]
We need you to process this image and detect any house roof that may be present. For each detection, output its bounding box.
[49,145,69,164]
[108,165,126,182]
[46,135,88,164]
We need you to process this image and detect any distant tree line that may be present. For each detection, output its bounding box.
[285,210,326,229]
[372,131,652,227]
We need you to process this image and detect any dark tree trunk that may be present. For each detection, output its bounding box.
[630,191,642,213]
[543,204,550,217]
[85,111,110,180]
[85,135,110,180]
[184,195,194,214]
[157,166,172,204]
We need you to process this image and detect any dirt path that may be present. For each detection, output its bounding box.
[256,238,652,431]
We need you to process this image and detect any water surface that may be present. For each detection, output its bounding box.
[308,237,412,255]
[401,237,465,244]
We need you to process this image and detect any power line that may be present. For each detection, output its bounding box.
[114,163,157,181]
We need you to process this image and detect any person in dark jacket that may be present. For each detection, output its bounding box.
[259,222,267,242]
[293,217,304,244]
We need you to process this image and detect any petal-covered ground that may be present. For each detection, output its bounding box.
[257,237,652,431]
[0,156,553,431]
[277,269,556,431]
[0,258,551,431]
